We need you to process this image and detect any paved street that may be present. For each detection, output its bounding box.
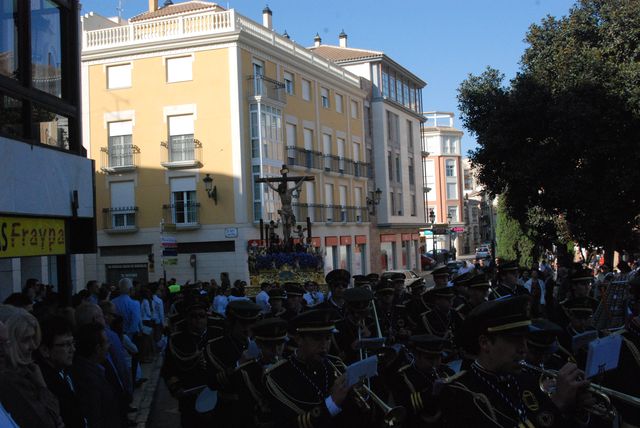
[146,371,180,428]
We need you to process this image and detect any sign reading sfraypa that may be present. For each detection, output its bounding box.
[0,216,65,258]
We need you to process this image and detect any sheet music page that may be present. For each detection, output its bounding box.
[584,334,623,378]
[345,356,378,387]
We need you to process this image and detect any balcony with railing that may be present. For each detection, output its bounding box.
[247,75,286,104]
[83,10,361,87]
[160,137,202,168]
[162,202,201,229]
[102,207,138,233]
[100,144,140,172]
[293,203,369,224]
[285,146,370,178]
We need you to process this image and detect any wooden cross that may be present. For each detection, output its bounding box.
[254,165,314,246]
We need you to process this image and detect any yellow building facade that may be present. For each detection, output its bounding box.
[81,2,371,285]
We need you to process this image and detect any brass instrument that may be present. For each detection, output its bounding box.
[370,297,383,340]
[520,361,640,419]
[326,358,406,427]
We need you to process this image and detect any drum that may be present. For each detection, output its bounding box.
[195,387,218,413]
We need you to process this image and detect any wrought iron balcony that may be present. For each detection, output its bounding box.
[285,146,370,178]
[247,75,286,103]
[162,202,201,229]
[161,137,202,168]
[286,146,323,169]
[100,144,140,172]
[102,207,138,233]
[293,203,369,224]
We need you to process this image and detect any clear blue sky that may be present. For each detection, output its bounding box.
[80,0,577,154]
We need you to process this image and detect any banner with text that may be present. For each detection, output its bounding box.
[0,216,65,258]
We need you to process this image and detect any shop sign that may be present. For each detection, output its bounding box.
[0,216,65,258]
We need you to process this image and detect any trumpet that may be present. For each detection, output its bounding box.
[519,361,640,419]
[326,358,406,427]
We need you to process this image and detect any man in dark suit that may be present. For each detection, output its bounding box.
[36,315,86,428]
[72,322,124,428]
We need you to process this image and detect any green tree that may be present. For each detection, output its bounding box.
[459,0,640,262]
[496,198,537,267]
[496,198,520,262]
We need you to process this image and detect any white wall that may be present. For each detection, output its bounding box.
[0,137,94,218]
[343,63,371,81]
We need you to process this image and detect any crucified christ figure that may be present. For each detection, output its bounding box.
[265,177,306,244]
[255,165,315,247]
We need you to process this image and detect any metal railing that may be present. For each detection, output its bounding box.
[160,137,202,167]
[247,75,286,103]
[162,202,201,226]
[293,203,369,223]
[100,144,140,171]
[285,146,370,178]
[102,206,138,231]
[83,10,361,87]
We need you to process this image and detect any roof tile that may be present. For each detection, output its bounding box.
[130,1,224,22]
[309,45,383,63]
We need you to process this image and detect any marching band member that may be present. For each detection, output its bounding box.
[161,293,222,428]
[281,283,307,321]
[205,300,262,428]
[440,295,593,427]
[331,287,376,364]
[375,279,410,345]
[318,269,351,320]
[392,334,454,427]
[419,286,457,338]
[230,318,288,428]
[493,261,530,298]
[265,288,287,319]
[456,273,491,320]
[265,309,356,428]
[404,277,429,330]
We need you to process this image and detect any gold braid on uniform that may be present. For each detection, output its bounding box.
[446,381,504,428]
[264,360,327,428]
[265,373,323,428]
[205,338,232,387]
[398,364,422,413]
[168,333,205,370]
[447,379,538,428]
[420,310,434,335]
[240,366,269,413]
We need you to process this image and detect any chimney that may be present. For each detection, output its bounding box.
[262,5,272,30]
[314,33,321,47]
[148,0,158,12]
[339,29,347,48]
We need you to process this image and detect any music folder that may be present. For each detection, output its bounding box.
[345,356,378,388]
[584,334,623,378]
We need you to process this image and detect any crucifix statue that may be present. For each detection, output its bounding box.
[255,164,314,247]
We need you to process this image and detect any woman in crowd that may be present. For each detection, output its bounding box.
[0,304,63,428]
[139,285,155,362]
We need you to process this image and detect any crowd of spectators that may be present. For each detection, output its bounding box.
[0,273,326,427]
[0,276,170,427]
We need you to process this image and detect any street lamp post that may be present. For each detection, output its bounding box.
[429,208,436,261]
[447,212,452,262]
